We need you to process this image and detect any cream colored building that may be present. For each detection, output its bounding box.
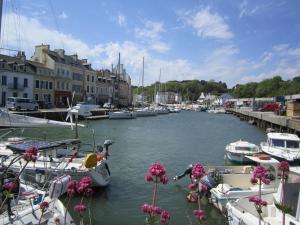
[81,59,97,103]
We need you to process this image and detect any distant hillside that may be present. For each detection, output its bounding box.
[132,76,300,101]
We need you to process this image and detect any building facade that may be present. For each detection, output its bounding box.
[0,53,34,106]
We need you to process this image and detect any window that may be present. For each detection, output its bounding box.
[67,71,69,76]
[57,68,60,75]
[66,83,69,90]
[57,81,60,89]
[286,140,300,149]
[35,80,40,88]
[91,86,94,93]
[13,92,18,97]
[2,76,7,86]
[87,75,90,82]
[62,82,65,90]
[62,69,65,75]
[13,77,18,89]
[87,85,90,93]
[23,93,28,98]
[271,139,285,147]
[35,94,39,100]
[72,73,83,81]
[46,81,48,89]
[72,85,82,92]
[49,82,53,90]
[24,78,28,88]
[41,81,45,89]
[92,76,94,82]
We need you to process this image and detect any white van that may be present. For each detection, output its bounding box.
[6,97,39,111]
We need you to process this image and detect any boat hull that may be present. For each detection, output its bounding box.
[109,112,136,119]
[225,151,254,164]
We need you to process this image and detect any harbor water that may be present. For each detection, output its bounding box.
[13,111,267,225]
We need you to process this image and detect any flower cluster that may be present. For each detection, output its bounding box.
[250,166,270,185]
[142,204,162,215]
[66,180,78,197]
[191,163,205,180]
[193,209,206,221]
[278,161,289,178]
[74,203,87,214]
[22,147,38,162]
[3,181,17,192]
[77,176,93,197]
[40,201,49,211]
[249,196,267,207]
[145,163,168,184]
[160,210,171,225]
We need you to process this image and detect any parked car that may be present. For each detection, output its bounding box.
[6,97,39,111]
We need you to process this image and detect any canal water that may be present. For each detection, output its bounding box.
[14,111,267,225]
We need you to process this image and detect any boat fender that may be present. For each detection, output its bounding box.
[83,153,98,168]
[97,153,103,161]
[49,175,71,199]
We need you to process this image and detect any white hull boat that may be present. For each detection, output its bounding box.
[225,140,261,163]
[0,176,73,225]
[1,139,113,187]
[227,167,300,225]
[133,108,157,117]
[210,156,279,214]
[109,111,136,119]
[260,132,300,162]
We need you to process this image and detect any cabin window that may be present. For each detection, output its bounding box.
[286,140,299,149]
[235,147,252,151]
[271,139,285,147]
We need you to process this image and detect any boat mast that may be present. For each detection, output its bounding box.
[141,56,144,107]
[0,0,3,40]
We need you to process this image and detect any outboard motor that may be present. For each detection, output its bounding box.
[173,164,193,182]
[103,140,113,160]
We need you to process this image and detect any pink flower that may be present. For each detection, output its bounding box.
[278,161,289,171]
[141,203,152,213]
[250,177,258,184]
[251,166,270,185]
[3,181,17,192]
[160,175,168,184]
[40,201,49,211]
[200,184,208,192]
[188,183,197,190]
[145,174,153,182]
[67,180,78,190]
[74,203,87,214]
[249,195,268,207]
[193,209,206,221]
[22,147,38,162]
[153,206,162,215]
[77,176,92,193]
[84,187,94,197]
[261,177,271,185]
[160,210,171,225]
[67,188,76,197]
[148,163,166,178]
[192,163,205,179]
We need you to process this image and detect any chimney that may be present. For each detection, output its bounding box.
[17,51,26,62]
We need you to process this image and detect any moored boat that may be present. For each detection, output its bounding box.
[260,132,300,163]
[225,140,261,163]
[109,111,136,119]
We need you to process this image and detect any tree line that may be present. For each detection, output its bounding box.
[132,76,300,101]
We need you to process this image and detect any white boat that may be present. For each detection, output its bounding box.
[133,108,157,117]
[207,108,226,114]
[0,175,73,225]
[227,167,300,225]
[1,139,113,187]
[153,106,169,114]
[75,102,100,118]
[225,140,261,163]
[109,111,136,119]
[260,132,300,162]
[210,155,279,214]
[0,109,81,128]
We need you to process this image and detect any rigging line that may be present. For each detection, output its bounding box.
[0,0,8,51]
[10,0,21,51]
[48,0,65,49]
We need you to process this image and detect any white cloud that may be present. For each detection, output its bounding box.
[179,7,234,40]
[239,0,259,18]
[2,12,300,88]
[58,12,68,19]
[116,13,126,27]
[135,19,170,53]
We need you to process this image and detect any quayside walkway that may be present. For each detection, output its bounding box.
[226,108,300,134]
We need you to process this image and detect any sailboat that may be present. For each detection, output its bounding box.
[133,57,157,117]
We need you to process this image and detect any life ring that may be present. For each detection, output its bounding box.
[253,154,270,160]
[83,153,98,168]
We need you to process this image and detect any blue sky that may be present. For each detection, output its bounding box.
[1,0,300,86]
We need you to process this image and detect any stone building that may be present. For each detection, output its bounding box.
[26,60,55,107]
[96,69,114,105]
[81,59,97,104]
[31,45,85,107]
[0,52,34,106]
